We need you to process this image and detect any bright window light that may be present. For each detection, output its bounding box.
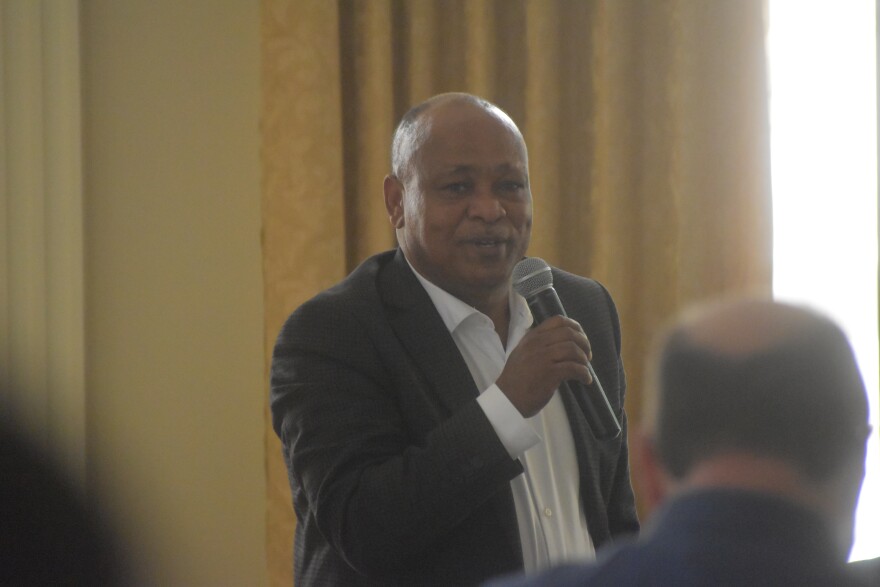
[768,0,879,562]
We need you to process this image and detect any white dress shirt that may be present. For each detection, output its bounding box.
[410,265,595,573]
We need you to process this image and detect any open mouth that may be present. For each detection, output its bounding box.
[467,237,507,248]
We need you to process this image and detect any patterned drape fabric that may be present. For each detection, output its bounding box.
[262,1,771,584]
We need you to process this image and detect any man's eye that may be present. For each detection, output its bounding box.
[498,181,525,192]
[443,182,470,194]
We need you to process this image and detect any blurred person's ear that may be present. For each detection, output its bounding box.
[630,423,669,516]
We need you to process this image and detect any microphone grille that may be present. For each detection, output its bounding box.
[512,257,554,298]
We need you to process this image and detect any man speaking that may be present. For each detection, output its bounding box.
[270,93,639,586]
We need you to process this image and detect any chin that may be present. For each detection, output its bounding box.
[469,266,513,290]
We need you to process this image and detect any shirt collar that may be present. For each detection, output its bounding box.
[404,255,533,334]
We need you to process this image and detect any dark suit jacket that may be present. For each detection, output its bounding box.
[488,489,870,587]
[270,249,639,586]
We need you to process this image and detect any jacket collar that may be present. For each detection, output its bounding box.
[377,249,482,415]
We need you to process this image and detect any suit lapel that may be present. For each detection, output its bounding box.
[378,250,481,415]
[378,249,523,563]
[558,383,611,547]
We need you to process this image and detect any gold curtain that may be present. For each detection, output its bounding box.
[262,1,772,584]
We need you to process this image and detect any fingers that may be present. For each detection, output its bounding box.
[531,316,592,370]
[496,317,596,417]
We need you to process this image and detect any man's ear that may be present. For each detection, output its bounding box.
[631,424,671,516]
[384,175,405,229]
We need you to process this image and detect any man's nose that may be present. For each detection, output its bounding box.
[467,185,506,222]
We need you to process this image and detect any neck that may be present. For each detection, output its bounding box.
[670,453,859,559]
[672,454,825,513]
[471,292,512,347]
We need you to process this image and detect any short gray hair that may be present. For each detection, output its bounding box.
[390,93,515,180]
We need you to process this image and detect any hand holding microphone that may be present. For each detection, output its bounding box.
[503,257,622,439]
[496,314,595,418]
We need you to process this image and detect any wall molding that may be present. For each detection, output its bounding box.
[1,0,85,487]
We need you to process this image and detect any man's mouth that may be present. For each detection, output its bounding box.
[468,237,506,247]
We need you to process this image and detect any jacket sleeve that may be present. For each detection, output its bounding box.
[270,296,523,577]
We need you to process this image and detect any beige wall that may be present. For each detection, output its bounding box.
[82,1,266,584]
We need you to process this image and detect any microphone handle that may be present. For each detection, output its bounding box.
[527,288,622,440]
[563,369,621,440]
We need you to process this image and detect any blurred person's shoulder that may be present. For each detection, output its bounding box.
[0,415,129,586]
[849,556,880,586]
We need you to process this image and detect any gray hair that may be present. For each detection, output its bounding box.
[390,93,521,180]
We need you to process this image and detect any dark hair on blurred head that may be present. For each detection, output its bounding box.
[652,303,869,481]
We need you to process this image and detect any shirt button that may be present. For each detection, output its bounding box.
[543,507,553,518]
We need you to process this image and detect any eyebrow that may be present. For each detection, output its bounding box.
[440,163,526,175]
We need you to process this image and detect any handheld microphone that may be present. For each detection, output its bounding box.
[512,257,621,439]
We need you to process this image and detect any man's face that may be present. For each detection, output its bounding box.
[386,103,533,304]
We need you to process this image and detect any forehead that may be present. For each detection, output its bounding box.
[415,102,528,171]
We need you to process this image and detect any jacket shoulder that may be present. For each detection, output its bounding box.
[291,251,393,313]
[549,266,616,317]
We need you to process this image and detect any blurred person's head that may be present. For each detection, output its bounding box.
[0,412,127,585]
[637,298,871,557]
